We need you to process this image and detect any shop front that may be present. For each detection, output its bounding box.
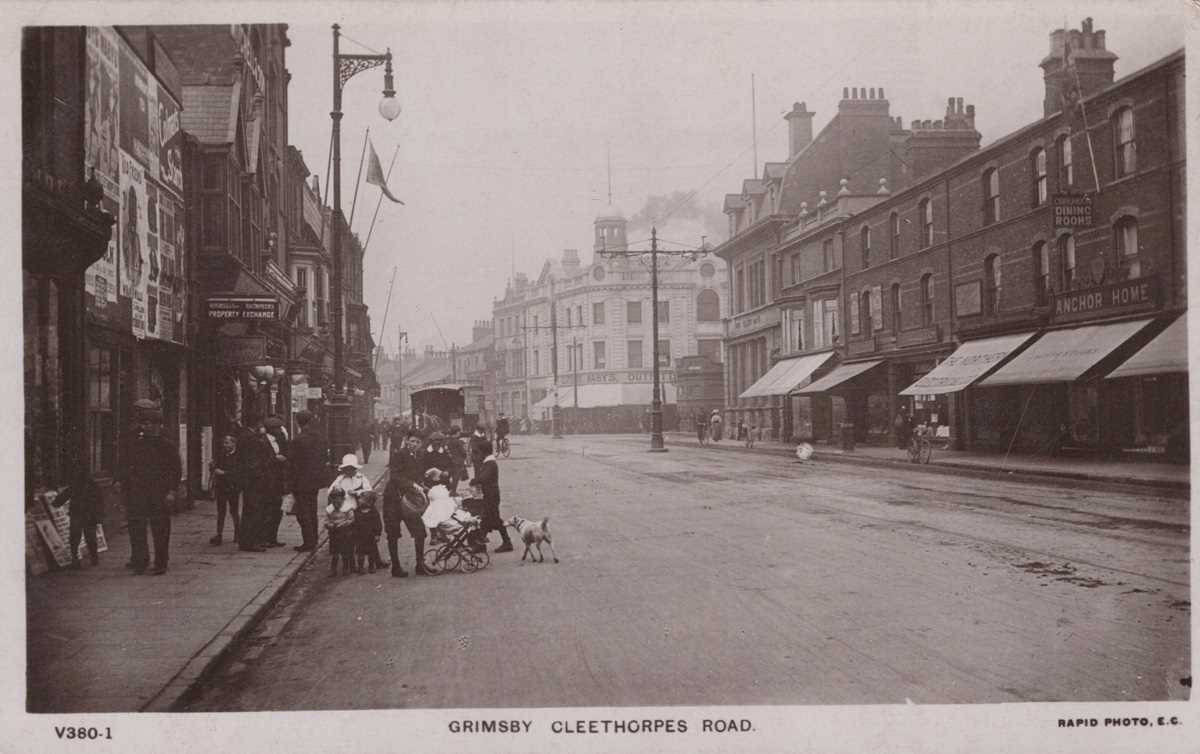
[1104,314,1189,459]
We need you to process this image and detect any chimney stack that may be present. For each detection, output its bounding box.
[1039,17,1118,118]
[785,101,815,157]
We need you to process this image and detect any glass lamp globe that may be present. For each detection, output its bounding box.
[378,95,402,121]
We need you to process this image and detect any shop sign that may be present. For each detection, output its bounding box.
[563,370,677,386]
[732,307,780,334]
[1051,276,1159,323]
[217,335,267,365]
[307,386,324,400]
[1053,193,1094,229]
[206,295,279,320]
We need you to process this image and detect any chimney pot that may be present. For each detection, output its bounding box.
[957,97,964,114]
[843,87,849,99]
[869,87,876,99]
[911,119,920,130]
[851,87,858,99]
[1095,29,1106,49]
[947,96,955,115]
[879,87,885,99]
[935,120,943,129]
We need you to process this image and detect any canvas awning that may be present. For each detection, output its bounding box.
[533,382,678,409]
[792,360,884,395]
[739,352,836,398]
[979,319,1154,387]
[1107,316,1188,379]
[899,332,1038,396]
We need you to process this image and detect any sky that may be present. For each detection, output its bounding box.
[277,1,1187,356]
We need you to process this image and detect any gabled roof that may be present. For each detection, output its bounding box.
[723,194,748,212]
[180,80,241,146]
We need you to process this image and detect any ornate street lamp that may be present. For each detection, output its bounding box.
[599,227,707,452]
[328,24,400,464]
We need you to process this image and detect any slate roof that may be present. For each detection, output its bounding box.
[180,82,240,145]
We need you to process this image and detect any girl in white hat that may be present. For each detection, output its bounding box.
[328,453,371,510]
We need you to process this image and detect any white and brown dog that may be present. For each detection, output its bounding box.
[505,515,559,563]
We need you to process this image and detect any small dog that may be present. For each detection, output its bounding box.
[505,515,559,563]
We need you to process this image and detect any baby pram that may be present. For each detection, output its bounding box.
[423,498,490,574]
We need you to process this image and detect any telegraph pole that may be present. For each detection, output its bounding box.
[549,278,561,438]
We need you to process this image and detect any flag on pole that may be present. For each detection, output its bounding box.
[366,137,404,204]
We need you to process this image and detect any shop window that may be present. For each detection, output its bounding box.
[920,273,934,326]
[1115,216,1140,279]
[697,289,720,321]
[1033,242,1050,305]
[861,226,872,269]
[982,168,1000,225]
[1114,107,1136,178]
[1059,234,1077,291]
[86,346,116,474]
[984,254,1002,315]
[918,199,933,248]
[1057,134,1074,188]
[1032,148,1048,206]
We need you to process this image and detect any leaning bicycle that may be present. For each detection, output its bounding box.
[908,425,933,464]
[497,435,511,459]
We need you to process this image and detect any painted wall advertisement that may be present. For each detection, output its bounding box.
[86,27,186,342]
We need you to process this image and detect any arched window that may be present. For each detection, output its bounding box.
[918,199,933,247]
[1115,216,1140,279]
[890,282,902,333]
[984,254,1001,315]
[1032,148,1047,206]
[1114,107,1136,178]
[860,226,872,269]
[1032,242,1050,305]
[859,290,872,335]
[696,289,720,321]
[1057,134,1074,188]
[983,168,1000,224]
[889,212,900,258]
[1059,234,1076,290]
[920,273,934,326]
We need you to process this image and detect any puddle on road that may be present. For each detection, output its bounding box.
[1014,560,1112,589]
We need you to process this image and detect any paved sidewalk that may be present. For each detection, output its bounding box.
[26,458,388,713]
[665,432,1190,490]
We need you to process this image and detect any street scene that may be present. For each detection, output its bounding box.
[16,2,1193,752]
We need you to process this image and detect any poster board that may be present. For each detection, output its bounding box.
[25,514,50,576]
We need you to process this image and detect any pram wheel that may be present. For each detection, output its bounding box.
[459,554,479,573]
[423,545,454,575]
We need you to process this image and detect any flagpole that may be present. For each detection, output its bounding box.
[348,126,370,231]
[1074,67,1102,192]
[363,144,400,254]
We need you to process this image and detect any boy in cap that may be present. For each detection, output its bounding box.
[118,399,181,574]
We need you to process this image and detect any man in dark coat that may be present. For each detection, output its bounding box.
[119,400,181,574]
[238,420,276,552]
[258,416,290,547]
[470,440,513,553]
[383,432,425,577]
[445,427,468,495]
[421,431,453,480]
[468,424,489,478]
[288,410,329,552]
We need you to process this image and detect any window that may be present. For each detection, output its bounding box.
[697,289,720,321]
[627,340,643,368]
[810,298,840,349]
[772,254,784,299]
[749,259,767,308]
[1032,148,1047,206]
[1057,134,1074,188]
[889,212,900,258]
[983,168,1000,225]
[821,239,834,272]
[790,253,801,284]
[657,339,671,367]
[1114,107,1136,178]
[920,273,934,326]
[734,266,745,312]
[626,300,642,324]
[565,307,572,328]
[592,302,605,325]
[593,341,607,369]
[1115,216,1140,278]
[296,268,308,327]
[918,199,933,247]
[87,346,115,474]
[890,283,901,333]
[1033,242,1050,305]
[656,300,670,324]
[1059,234,1077,290]
[859,290,872,335]
[984,254,1002,315]
[577,305,583,326]
[533,350,539,376]
[861,226,872,269]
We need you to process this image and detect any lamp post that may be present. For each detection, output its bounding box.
[599,226,707,452]
[328,23,400,464]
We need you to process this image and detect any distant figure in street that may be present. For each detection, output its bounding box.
[468,424,489,478]
[709,409,723,442]
[745,423,757,449]
[359,421,375,464]
[695,411,709,445]
[353,489,384,574]
[445,427,469,495]
[324,487,356,577]
[288,411,329,552]
[209,433,243,546]
[893,408,912,450]
[52,474,104,569]
[470,440,513,554]
[119,399,181,575]
[259,416,290,547]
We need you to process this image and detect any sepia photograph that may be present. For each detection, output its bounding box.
[10,0,1196,751]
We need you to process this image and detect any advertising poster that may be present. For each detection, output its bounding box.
[172,198,187,344]
[119,150,149,338]
[119,44,154,171]
[158,84,183,194]
[84,27,120,304]
[156,196,178,341]
[146,181,161,339]
[179,424,189,484]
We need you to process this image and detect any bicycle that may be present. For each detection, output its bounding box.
[497,435,511,458]
[907,425,933,464]
[696,425,709,446]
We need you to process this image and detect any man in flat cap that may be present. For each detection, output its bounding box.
[118,399,181,575]
[288,410,329,551]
